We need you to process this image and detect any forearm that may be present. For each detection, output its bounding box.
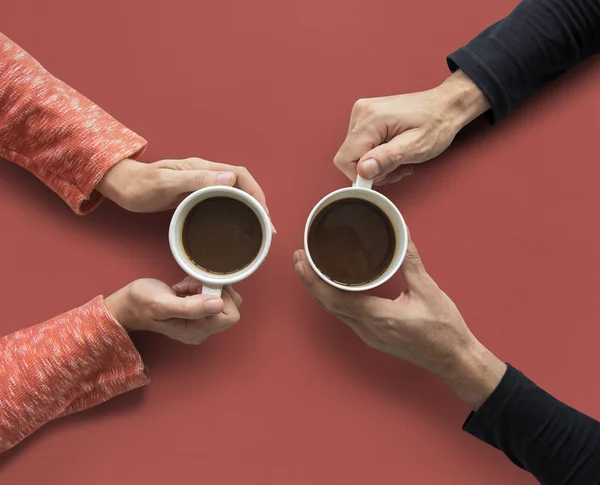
[436,339,506,410]
[433,71,491,135]
[0,33,147,214]
[447,0,600,123]
[0,297,149,452]
[440,342,600,483]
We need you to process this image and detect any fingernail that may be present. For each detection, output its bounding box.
[204,299,223,314]
[361,159,380,179]
[265,209,277,235]
[217,172,235,185]
[173,281,186,291]
[293,250,301,263]
[295,262,305,277]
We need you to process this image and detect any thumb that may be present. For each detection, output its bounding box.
[400,240,429,291]
[174,170,236,193]
[156,293,224,320]
[358,131,422,180]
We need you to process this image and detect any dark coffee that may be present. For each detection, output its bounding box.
[308,198,395,286]
[182,197,262,274]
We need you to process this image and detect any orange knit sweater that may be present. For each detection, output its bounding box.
[0,33,150,452]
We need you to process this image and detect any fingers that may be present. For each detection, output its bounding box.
[347,98,369,132]
[227,167,277,234]
[224,285,243,308]
[173,278,243,308]
[173,276,202,295]
[163,157,275,233]
[334,123,382,182]
[182,158,269,213]
[373,164,414,186]
[210,290,241,326]
[231,166,268,212]
[194,290,241,337]
[172,169,236,194]
[293,250,392,323]
[399,240,429,291]
[357,130,423,180]
[179,158,274,232]
[334,120,422,184]
[154,292,224,320]
[157,284,241,345]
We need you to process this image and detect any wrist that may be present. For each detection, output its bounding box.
[437,339,506,410]
[435,70,490,132]
[97,158,140,208]
[104,285,141,332]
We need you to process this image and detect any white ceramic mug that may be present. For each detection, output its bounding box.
[169,186,272,297]
[304,175,408,292]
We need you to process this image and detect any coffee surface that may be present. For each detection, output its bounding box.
[308,198,395,286]
[183,197,262,274]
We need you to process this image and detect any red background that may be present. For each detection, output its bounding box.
[1,0,600,483]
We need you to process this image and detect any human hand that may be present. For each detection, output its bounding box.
[104,276,242,345]
[293,241,505,409]
[97,157,270,216]
[334,71,490,185]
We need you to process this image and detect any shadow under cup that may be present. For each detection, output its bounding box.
[169,187,272,296]
[304,188,408,292]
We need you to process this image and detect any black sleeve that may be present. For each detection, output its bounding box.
[446,0,600,124]
[464,364,600,484]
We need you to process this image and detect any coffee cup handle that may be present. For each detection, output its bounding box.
[353,174,373,190]
[202,284,223,297]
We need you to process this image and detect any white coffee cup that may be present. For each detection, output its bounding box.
[169,186,272,297]
[304,175,408,292]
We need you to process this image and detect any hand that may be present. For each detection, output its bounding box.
[334,71,490,185]
[105,276,242,345]
[97,157,270,215]
[293,241,506,409]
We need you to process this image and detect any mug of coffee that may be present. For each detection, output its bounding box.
[304,175,408,291]
[169,186,272,297]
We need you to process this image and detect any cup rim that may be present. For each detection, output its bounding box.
[303,186,408,292]
[169,186,272,287]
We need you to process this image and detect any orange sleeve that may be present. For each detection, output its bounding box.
[0,296,150,453]
[0,33,147,215]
